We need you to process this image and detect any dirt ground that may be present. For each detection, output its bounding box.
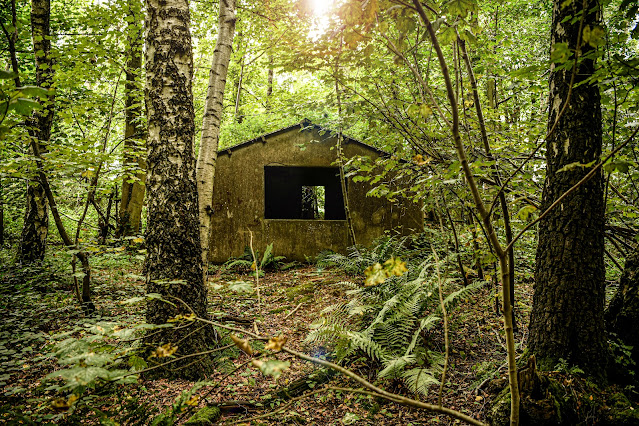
[174,265,530,425]
[1,259,532,425]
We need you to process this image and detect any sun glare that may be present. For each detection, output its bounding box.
[307,0,337,39]
[310,0,333,16]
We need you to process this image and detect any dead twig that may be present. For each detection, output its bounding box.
[284,302,304,319]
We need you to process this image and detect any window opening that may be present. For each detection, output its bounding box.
[264,166,345,220]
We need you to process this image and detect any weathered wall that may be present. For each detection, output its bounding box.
[209,125,423,262]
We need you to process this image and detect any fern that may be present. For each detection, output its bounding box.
[403,366,442,395]
[307,238,483,397]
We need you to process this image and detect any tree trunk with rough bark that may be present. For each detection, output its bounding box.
[529,0,608,376]
[118,0,146,238]
[144,0,216,380]
[606,246,639,378]
[18,0,54,264]
[196,0,236,265]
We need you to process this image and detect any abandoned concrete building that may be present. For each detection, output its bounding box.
[208,120,423,263]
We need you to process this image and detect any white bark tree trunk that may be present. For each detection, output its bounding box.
[144,0,216,379]
[196,0,236,265]
[18,0,54,264]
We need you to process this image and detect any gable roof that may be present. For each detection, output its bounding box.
[217,118,390,157]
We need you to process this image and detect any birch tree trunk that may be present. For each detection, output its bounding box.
[118,0,146,237]
[196,0,236,265]
[18,0,54,264]
[144,0,216,379]
[528,0,608,376]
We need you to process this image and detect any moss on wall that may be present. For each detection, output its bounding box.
[209,123,423,262]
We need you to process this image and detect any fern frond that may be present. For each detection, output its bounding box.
[405,315,440,356]
[346,331,392,361]
[378,354,417,379]
[403,367,440,396]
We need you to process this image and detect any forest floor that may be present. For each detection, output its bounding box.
[0,247,534,425]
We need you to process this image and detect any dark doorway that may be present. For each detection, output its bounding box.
[264,166,346,220]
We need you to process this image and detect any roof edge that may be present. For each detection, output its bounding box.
[217,119,390,157]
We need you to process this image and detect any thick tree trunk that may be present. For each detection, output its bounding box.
[195,0,236,265]
[118,0,146,238]
[529,0,608,376]
[144,0,216,380]
[18,0,54,264]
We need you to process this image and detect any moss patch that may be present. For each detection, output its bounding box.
[488,372,639,426]
[285,282,315,301]
[184,406,221,425]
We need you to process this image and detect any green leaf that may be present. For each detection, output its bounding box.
[9,98,41,115]
[603,159,632,174]
[128,355,148,371]
[342,413,361,425]
[407,104,420,119]
[438,27,456,45]
[583,25,605,48]
[0,70,17,80]
[461,29,478,44]
[46,366,111,387]
[227,280,254,293]
[516,205,537,221]
[17,86,49,98]
[550,42,572,63]
[446,0,478,19]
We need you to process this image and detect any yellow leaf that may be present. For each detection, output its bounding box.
[364,263,387,286]
[419,103,432,119]
[186,395,199,406]
[51,397,70,412]
[151,343,178,358]
[251,359,264,368]
[230,334,254,355]
[384,257,408,277]
[167,315,183,323]
[265,336,288,352]
[50,394,79,412]
[132,237,144,244]
[413,154,431,166]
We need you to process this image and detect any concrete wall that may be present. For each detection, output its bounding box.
[209,125,423,262]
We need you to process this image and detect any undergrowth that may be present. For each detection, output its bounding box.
[309,233,486,397]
